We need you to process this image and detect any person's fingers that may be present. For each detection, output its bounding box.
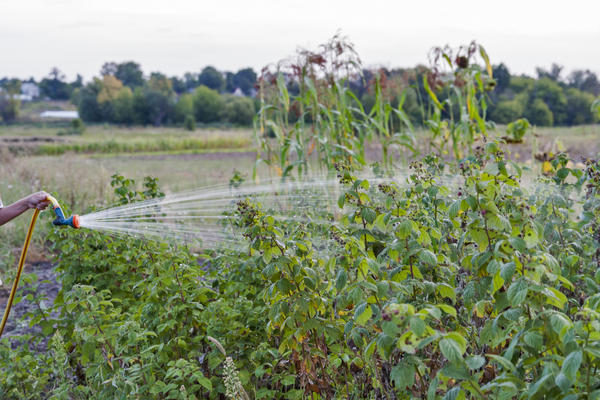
[36,201,51,210]
[27,192,51,209]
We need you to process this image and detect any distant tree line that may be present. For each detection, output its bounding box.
[1,60,599,127]
[341,63,600,127]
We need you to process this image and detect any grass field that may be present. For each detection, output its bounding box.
[0,124,253,155]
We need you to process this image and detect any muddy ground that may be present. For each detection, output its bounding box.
[0,262,59,351]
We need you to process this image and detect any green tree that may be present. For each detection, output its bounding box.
[115,61,144,88]
[492,63,511,93]
[564,88,597,125]
[530,77,567,124]
[193,85,224,123]
[132,87,149,124]
[184,114,196,131]
[221,96,255,125]
[77,78,103,122]
[568,69,600,96]
[535,63,564,82]
[39,67,71,100]
[525,98,554,126]
[232,68,257,95]
[198,66,224,91]
[490,99,523,124]
[141,74,176,125]
[509,76,535,93]
[0,79,21,122]
[0,94,19,122]
[174,93,194,123]
[112,87,135,124]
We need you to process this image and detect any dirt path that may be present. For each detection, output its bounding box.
[0,262,60,350]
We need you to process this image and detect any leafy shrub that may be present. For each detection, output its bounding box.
[490,100,523,124]
[57,118,85,136]
[193,85,224,123]
[221,96,255,125]
[184,114,196,131]
[504,118,531,142]
[3,147,600,398]
[525,98,554,126]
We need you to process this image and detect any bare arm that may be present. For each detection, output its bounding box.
[0,192,51,226]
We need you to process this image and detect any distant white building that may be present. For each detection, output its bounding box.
[40,110,79,119]
[21,83,40,100]
[232,87,244,97]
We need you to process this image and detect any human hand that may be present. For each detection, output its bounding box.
[25,191,51,210]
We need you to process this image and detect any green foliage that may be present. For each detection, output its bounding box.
[57,118,86,136]
[504,118,530,142]
[256,34,415,178]
[198,66,225,92]
[221,96,255,125]
[592,98,600,118]
[174,93,194,123]
[5,149,599,398]
[565,88,597,125]
[525,98,554,126]
[184,114,196,131]
[423,41,495,159]
[193,85,225,123]
[0,94,20,122]
[490,100,523,124]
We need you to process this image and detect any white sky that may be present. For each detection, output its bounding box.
[1,0,599,81]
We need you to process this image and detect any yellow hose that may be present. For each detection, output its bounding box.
[0,209,40,338]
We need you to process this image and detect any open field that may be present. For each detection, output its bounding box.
[0,124,253,155]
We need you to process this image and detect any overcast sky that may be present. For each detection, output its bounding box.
[1,0,599,82]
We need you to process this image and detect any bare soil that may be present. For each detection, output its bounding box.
[0,262,60,351]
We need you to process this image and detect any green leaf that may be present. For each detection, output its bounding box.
[555,372,571,393]
[195,374,212,391]
[419,249,437,266]
[543,287,567,309]
[465,355,485,370]
[438,304,457,317]
[527,373,553,397]
[436,283,456,302]
[391,362,415,390]
[523,331,543,351]
[427,375,440,400]
[338,193,346,208]
[398,219,412,239]
[492,271,504,294]
[508,237,526,252]
[560,350,582,383]
[442,387,463,400]
[487,354,516,373]
[449,200,461,219]
[524,227,539,248]
[335,269,347,292]
[483,162,499,176]
[354,303,372,325]
[276,278,294,295]
[439,338,463,364]
[410,316,426,336]
[507,279,528,306]
[362,207,377,224]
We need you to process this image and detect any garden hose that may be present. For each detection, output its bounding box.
[0,196,79,338]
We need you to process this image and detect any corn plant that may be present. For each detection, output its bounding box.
[255,34,416,179]
[423,41,496,159]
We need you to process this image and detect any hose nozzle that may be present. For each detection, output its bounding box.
[47,195,80,229]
